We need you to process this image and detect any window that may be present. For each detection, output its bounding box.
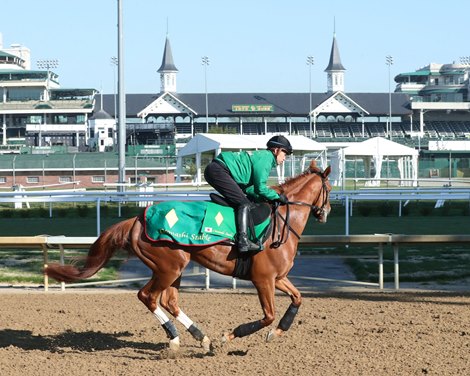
[0,177,6,184]
[26,176,40,184]
[92,176,105,183]
[59,176,72,183]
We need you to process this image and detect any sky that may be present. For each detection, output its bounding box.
[1,0,469,95]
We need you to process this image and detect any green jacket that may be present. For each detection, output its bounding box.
[215,149,280,202]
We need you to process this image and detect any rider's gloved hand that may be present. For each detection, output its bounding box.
[277,193,289,205]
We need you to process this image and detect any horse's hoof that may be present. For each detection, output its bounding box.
[266,329,278,342]
[169,336,180,352]
[201,336,212,352]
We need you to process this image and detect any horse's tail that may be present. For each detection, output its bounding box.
[45,217,138,283]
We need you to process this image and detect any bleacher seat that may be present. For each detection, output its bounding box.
[367,123,386,137]
[332,124,351,138]
[350,124,366,137]
[315,124,333,138]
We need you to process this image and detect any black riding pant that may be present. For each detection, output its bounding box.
[204,160,251,208]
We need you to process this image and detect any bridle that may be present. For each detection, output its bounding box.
[271,169,330,248]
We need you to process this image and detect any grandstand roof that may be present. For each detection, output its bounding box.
[96,92,411,118]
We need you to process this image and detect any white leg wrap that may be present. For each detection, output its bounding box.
[176,310,194,329]
[153,306,170,325]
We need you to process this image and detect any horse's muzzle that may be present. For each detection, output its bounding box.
[316,207,330,223]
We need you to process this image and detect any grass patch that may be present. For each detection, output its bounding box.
[0,249,129,285]
[299,243,470,284]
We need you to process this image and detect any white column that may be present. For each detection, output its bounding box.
[196,152,202,185]
[2,114,6,146]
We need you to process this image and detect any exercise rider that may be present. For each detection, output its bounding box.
[204,135,293,253]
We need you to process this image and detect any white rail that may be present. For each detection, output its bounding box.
[2,234,470,291]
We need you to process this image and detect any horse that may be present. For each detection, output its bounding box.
[45,160,332,353]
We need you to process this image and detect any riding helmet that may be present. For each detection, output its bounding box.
[266,135,293,155]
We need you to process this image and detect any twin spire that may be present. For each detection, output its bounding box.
[324,33,346,93]
[158,36,178,93]
[157,32,345,94]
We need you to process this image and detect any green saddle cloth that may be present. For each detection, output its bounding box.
[144,201,270,246]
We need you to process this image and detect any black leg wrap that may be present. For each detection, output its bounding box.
[233,320,264,338]
[162,320,179,340]
[188,323,205,341]
[278,304,299,331]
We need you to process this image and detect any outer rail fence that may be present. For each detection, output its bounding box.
[2,234,470,292]
[1,187,470,235]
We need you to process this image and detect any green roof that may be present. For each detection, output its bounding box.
[420,86,465,93]
[0,51,17,58]
[396,70,441,78]
[0,70,48,81]
[0,152,170,170]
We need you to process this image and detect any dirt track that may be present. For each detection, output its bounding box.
[0,288,469,376]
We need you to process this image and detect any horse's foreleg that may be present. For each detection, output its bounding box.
[266,277,302,342]
[160,277,212,352]
[137,276,180,351]
[223,281,276,342]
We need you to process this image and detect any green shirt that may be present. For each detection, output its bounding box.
[215,149,280,201]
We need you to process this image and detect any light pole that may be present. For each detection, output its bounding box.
[306,56,314,138]
[117,0,126,191]
[460,56,470,66]
[386,55,394,140]
[37,59,59,101]
[202,56,210,133]
[110,56,118,123]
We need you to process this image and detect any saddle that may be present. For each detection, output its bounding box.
[209,193,271,225]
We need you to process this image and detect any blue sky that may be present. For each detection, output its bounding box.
[1,0,469,95]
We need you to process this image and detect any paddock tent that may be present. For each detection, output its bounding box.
[176,133,327,184]
[330,137,418,188]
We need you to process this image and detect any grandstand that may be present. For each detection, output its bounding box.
[2,32,470,157]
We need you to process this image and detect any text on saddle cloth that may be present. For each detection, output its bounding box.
[144,201,271,246]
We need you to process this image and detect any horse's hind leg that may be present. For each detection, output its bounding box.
[223,279,276,343]
[266,277,302,342]
[137,275,181,351]
[160,276,212,352]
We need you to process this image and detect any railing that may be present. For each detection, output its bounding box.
[2,234,470,292]
[1,187,470,291]
[1,186,470,236]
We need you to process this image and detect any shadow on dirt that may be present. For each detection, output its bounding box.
[0,329,166,353]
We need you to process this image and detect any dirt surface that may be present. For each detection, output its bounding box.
[0,288,469,376]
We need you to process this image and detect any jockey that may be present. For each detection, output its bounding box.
[204,135,293,253]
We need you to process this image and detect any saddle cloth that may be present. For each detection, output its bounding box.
[144,201,271,246]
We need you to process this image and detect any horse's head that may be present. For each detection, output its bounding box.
[307,160,332,223]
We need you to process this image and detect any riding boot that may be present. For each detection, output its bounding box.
[236,204,261,253]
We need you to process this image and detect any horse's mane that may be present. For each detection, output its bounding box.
[278,162,322,193]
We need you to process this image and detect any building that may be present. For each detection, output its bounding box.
[0,34,97,152]
[95,34,470,146]
[395,61,470,138]
[2,31,470,189]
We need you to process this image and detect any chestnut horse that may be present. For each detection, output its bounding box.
[46,160,331,352]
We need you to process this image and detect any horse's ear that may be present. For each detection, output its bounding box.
[309,160,317,169]
[322,166,331,178]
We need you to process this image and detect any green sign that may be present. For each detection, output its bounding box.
[232,104,273,112]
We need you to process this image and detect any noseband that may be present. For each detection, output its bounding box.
[271,170,330,248]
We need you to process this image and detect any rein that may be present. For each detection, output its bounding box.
[271,171,329,248]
